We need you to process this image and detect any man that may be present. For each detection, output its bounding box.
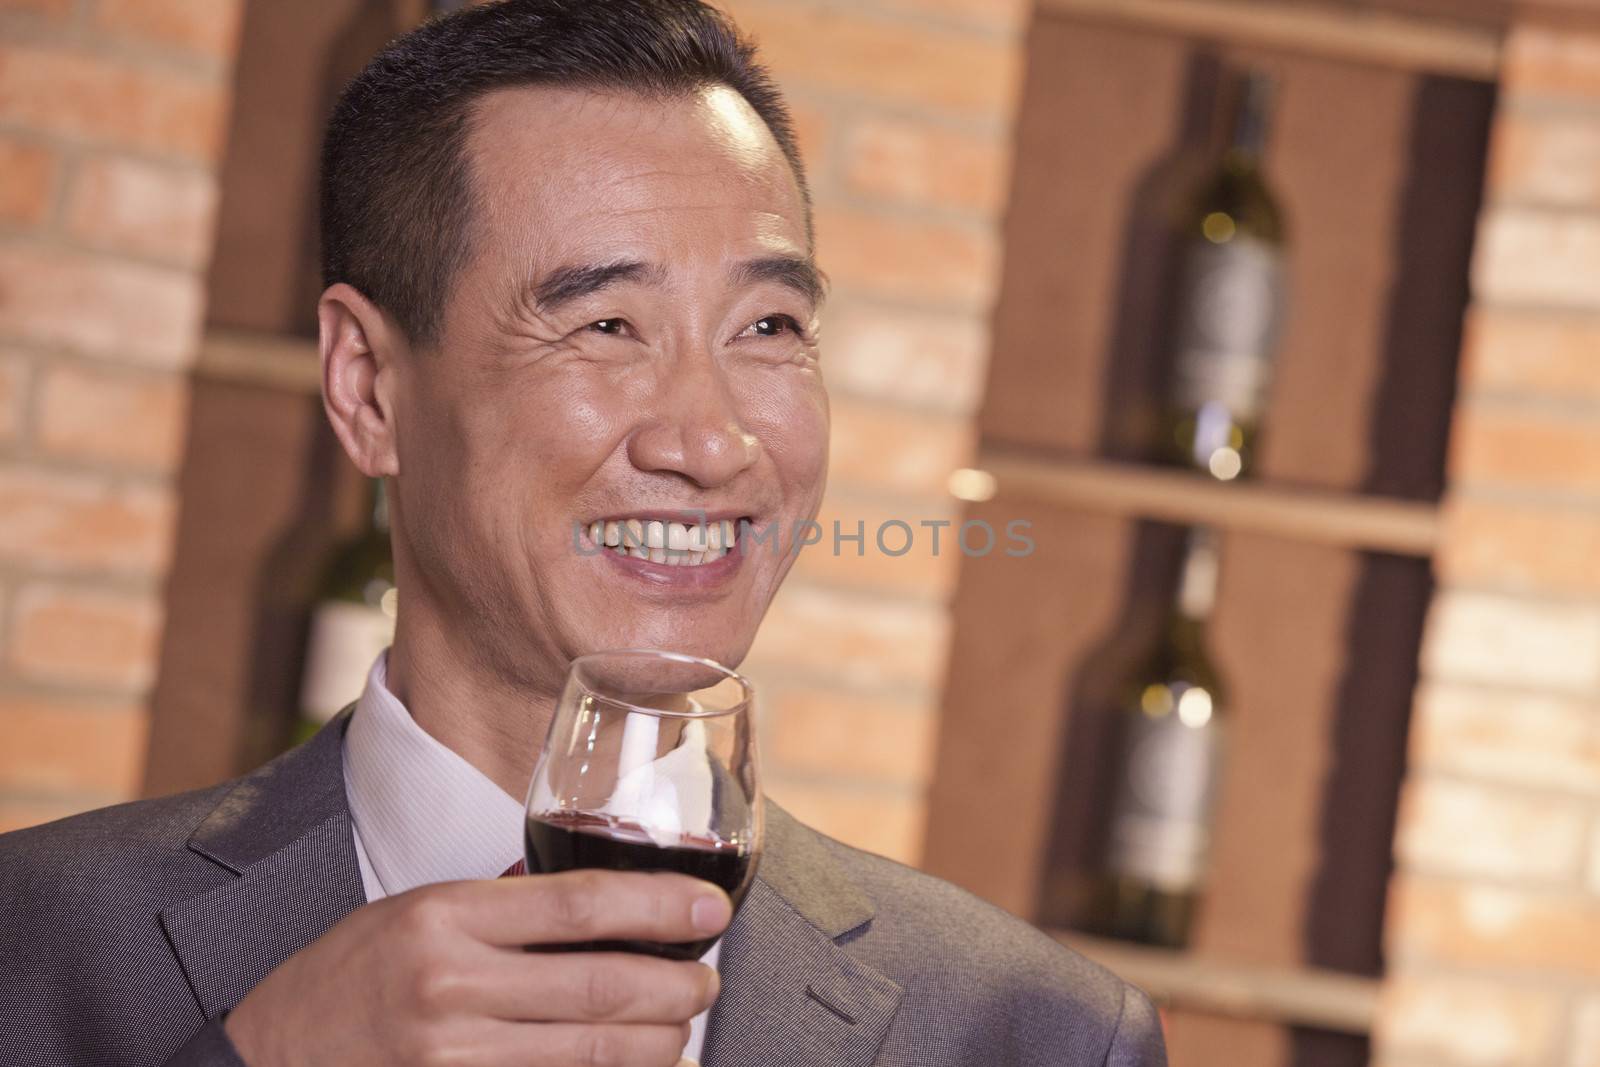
[0,2,1167,1065]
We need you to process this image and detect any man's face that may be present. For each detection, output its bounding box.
[386,85,827,693]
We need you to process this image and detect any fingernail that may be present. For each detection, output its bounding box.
[691,892,731,934]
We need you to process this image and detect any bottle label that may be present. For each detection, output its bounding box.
[1170,235,1284,418]
[300,600,395,723]
[1106,707,1222,891]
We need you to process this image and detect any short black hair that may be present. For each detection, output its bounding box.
[319,0,810,350]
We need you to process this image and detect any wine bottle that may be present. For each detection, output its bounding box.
[293,479,396,745]
[1161,69,1287,480]
[1087,525,1228,948]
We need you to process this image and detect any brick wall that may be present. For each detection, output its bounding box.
[1375,24,1600,1067]
[714,0,1028,864]
[0,0,241,832]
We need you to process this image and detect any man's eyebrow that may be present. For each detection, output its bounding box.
[530,260,663,311]
[529,256,826,312]
[731,255,827,307]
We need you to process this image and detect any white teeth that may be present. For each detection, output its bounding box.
[590,517,739,566]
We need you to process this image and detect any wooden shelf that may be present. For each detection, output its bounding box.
[195,329,320,394]
[1053,932,1381,1034]
[979,449,1440,557]
[1041,0,1503,81]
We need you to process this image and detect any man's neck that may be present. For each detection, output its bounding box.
[383,611,558,801]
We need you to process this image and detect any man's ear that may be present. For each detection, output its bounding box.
[318,283,404,478]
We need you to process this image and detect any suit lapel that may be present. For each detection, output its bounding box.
[701,805,904,1067]
[161,709,366,1019]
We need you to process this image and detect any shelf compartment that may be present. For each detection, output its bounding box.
[980,449,1441,557]
[1040,0,1502,81]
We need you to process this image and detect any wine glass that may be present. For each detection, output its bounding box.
[524,648,762,960]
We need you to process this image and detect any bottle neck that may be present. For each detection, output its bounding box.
[369,478,390,536]
[1173,526,1221,624]
[1223,71,1274,165]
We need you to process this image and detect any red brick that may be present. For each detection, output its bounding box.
[1474,209,1600,311]
[0,352,28,445]
[1502,25,1600,101]
[64,155,219,268]
[825,301,990,414]
[0,41,230,164]
[843,116,1010,216]
[1375,974,1562,1067]
[867,0,1031,33]
[817,205,1000,310]
[91,0,244,62]
[0,694,148,796]
[1394,776,1587,883]
[767,684,936,787]
[1450,402,1600,496]
[786,98,831,186]
[1411,682,1600,795]
[790,491,961,600]
[0,245,204,367]
[1388,875,1600,980]
[724,1,1022,119]
[745,582,950,693]
[1574,996,1600,1067]
[1439,494,1600,596]
[36,363,189,472]
[0,135,58,228]
[0,0,74,20]
[8,582,164,690]
[1488,108,1600,210]
[763,778,924,865]
[828,395,976,497]
[1460,306,1600,403]
[0,465,175,574]
[1421,589,1600,694]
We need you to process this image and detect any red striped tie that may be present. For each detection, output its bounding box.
[501,859,526,878]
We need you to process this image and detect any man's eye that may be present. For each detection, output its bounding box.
[743,315,801,338]
[587,319,629,336]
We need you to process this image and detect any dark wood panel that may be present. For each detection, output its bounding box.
[143,379,364,797]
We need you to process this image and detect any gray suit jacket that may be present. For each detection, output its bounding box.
[0,711,1166,1066]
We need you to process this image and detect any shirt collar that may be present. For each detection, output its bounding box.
[343,650,526,897]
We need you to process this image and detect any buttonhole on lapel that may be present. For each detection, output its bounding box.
[806,984,858,1025]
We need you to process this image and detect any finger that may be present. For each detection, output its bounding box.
[460,1020,692,1067]
[466,951,719,1024]
[452,870,732,947]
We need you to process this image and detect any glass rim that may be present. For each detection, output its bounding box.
[566,647,753,719]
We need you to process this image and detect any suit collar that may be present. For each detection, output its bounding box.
[701,802,903,1067]
[754,802,876,938]
[183,707,354,874]
[162,710,366,1019]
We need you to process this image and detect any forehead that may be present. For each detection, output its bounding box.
[464,84,809,265]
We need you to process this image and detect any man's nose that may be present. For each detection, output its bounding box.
[626,359,761,488]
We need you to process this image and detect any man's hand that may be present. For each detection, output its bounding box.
[223,870,731,1067]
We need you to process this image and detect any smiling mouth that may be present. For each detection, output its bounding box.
[586,518,746,567]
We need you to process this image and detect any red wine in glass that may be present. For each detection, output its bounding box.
[524,648,763,960]
[525,810,755,960]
